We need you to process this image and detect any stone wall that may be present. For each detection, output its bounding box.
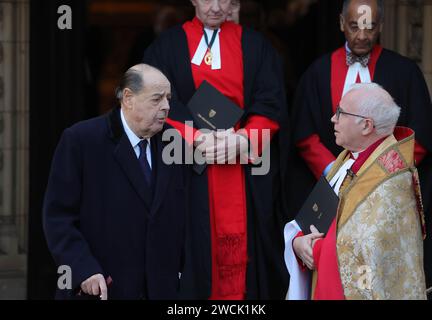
[0,0,29,300]
[382,0,432,95]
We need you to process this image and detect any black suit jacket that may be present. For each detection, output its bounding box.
[43,108,187,299]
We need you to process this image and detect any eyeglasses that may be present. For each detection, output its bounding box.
[335,105,369,121]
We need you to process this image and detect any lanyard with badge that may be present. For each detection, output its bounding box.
[203,28,218,66]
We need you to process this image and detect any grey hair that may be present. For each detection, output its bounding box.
[347,83,400,136]
[342,0,384,22]
[115,67,144,101]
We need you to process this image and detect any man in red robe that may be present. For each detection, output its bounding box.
[144,0,288,300]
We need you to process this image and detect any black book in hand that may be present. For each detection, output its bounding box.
[295,176,339,235]
[187,80,244,174]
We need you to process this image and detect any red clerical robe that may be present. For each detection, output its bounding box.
[179,17,279,300]
[144,15,288,300]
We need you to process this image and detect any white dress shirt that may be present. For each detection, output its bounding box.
[120,109,152,168]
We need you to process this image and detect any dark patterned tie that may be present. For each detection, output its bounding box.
[138,140,152,186]
[346,51,370,68]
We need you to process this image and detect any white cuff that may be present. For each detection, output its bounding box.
[284,220,311,300]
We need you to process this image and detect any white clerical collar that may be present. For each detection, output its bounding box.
[342,42,371,97]
[328,156,355,196]
[351,151,360,160]
[191,27,221,70]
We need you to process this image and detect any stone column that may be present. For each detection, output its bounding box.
[381,0,398,51]
[397,0,410,56]
[423,0,432,95]
[0,0,29,300]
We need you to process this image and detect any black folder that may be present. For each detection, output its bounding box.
[187,81,244,174]
[295,176,339,235]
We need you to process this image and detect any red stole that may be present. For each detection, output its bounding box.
[183,17,247,300]
[313,137,386,300]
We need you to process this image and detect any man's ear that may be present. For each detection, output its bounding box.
[190,0,197,7]
[122,88,134,109]
[340,14,345,32]
[362,118,374,135]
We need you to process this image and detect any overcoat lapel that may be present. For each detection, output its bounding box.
[108,108,153,210]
